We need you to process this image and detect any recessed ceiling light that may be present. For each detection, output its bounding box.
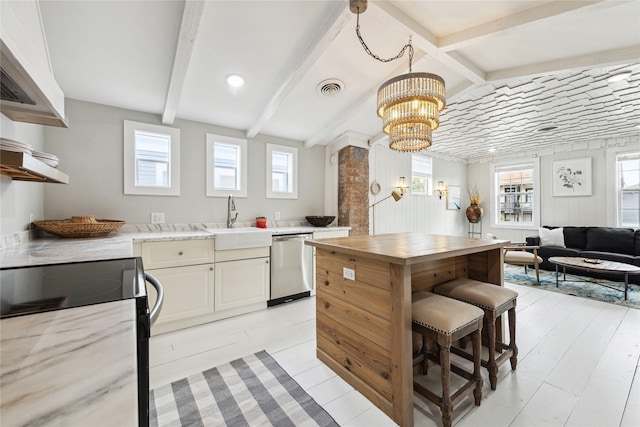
[226,74,244,88]
[488,147,496,153]
[537,126,558,132]
[608,71,632,83]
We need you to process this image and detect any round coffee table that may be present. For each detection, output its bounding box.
[548,256,640,300]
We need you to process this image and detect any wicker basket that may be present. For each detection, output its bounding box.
[33,216,125,238]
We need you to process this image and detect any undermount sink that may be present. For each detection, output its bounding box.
[207,227,272,250]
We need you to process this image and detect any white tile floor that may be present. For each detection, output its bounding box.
[150,282,640,426]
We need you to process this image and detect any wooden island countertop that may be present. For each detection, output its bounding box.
[306,233,509,427]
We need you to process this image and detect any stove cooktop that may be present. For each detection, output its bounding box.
[0,258,145,319]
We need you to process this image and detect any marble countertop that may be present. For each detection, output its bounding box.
[0,224,350,268]
[0,300,139,425]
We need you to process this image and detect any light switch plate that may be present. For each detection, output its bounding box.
[343,267,355,281]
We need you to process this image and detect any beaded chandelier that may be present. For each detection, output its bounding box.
[350,0,446,152]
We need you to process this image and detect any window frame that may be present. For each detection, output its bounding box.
[489,158,540,230]
[266,143,298,199]
[206,134,248,198]
[615,151,640,228]
[411,154,433,196]
[124,120,180,196]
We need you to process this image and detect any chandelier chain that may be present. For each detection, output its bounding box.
[355,7,413,72]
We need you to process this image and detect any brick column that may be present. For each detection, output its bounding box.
[338,146,369,236]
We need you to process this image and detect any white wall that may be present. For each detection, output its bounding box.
[0,114,45,236]
[369,144,467,236]
[468,137,640,243]
[41,99,326,224]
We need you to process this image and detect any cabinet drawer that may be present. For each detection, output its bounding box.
[141,239,214,269]
[313,230,349,239]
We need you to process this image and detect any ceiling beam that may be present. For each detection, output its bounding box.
[305,50,426,148]
[487,46,640,82]
[245,3,352,139]
[161,0,205,125]
[372,0,486,85]
[439,0,613,52]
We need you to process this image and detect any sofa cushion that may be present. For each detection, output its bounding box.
[562,227,589,250]
[585,227,635,256]
[538,246,581,259]
[635,230,640,256]
[539,227,565,247]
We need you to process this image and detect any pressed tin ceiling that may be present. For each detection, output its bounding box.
[36,0,640,160]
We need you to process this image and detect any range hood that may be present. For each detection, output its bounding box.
[0,1,68,128]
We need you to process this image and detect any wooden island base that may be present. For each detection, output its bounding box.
[307,233,507,427]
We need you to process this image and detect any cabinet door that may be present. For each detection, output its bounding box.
[214,258,270,311]
[147,264,214,325]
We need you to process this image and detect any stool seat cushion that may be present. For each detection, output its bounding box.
[412,292,484,336]
[504,251,542,264]
[434,278,518,310]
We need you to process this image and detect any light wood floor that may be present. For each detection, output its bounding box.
[150,282,640,426]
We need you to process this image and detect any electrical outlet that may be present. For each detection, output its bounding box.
[343,267,355,281]
[151,212,165,224]
[274,211,281,220]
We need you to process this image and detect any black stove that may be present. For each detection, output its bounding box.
[0,257,159,426]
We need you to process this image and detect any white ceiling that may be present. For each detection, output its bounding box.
[38,0,640,160]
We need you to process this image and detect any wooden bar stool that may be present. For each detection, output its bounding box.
[412,292,484,427]
[434,278,518,390]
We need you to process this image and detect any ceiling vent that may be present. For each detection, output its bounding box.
[316,79,344,97]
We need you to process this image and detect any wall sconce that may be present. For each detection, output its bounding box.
[435,180,447,199]
[397,176,409,195]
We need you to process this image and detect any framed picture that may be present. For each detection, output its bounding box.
[552,157,592,196]
[446,185,461,210]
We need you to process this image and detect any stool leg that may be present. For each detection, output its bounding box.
[486,312,498,390]
[472,327,483,406]
[439,340,453,427]
[508,307,518,370]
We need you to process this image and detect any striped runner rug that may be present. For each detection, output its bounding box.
[149,350,339,427]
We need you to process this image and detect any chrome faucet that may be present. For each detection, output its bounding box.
[227,195,238,228]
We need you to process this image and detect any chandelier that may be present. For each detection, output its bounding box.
[350,0,446,152]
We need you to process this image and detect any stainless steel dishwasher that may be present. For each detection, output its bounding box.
[269,233,313,306]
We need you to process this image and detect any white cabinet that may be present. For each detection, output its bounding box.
[134,238,271,335]
[214,246,270,313]
[215,257,270,311]
[147,264,214,323]
[134,239,215,335]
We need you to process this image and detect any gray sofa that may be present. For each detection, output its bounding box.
[526,226,640,284]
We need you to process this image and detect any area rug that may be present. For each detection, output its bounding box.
[150,350,339,427]
[503,264,639,310]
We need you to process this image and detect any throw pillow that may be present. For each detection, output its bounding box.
[539,227,565,247]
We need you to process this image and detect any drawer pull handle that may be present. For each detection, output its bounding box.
[178,251,184,256]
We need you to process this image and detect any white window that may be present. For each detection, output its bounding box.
[206,134,247,198]
[490,158,540,229]
[266,143,298,199]
[124,121,180,196]
[617,152,640,227]
[411,154,433,196]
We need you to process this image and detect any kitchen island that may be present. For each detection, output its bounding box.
[306,233,508,427]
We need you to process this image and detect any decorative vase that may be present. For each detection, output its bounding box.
[465,204,484,223]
